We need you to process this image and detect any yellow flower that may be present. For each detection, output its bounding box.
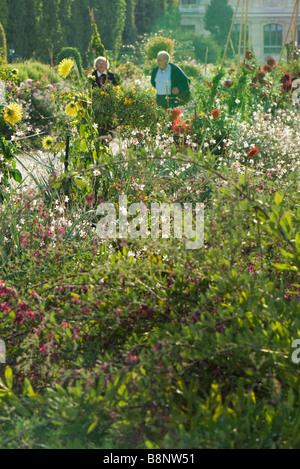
[42,136,54,150]
[4,103,23,125]
[58,58,74,79]
[65,101,78,117]
[124,98,132,105]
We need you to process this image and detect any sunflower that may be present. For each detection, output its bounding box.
[3,103,23,125]
[42,136,54,150]
[65,101,78,117]
[58,58,74,79]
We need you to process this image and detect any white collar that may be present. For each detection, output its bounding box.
[97,70,107,76]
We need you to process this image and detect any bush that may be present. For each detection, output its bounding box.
[143,58,157,76]
[193,34,221,64]
[7,61,61,84]
[178,61,202,79]
[145,36,175,61]
[56,47,83,77]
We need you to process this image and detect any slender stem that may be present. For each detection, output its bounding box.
[291,0,299,73]
[220,0,241,70]
[243,0,249,61]
[236,0,245,81]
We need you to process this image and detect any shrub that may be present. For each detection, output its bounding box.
[56,47,83,77]
[178,61,202,79]
[193,34,221,63]
[6,61,61,84]
[145,36,175,61]
[0,22,7,64]
[143,58,157,76]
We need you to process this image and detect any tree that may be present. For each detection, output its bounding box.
[35,0,62,63]
[0,0,9,30]
[134,0,178,35]
[123,0,137,45]
[88,7,105,61]
[92,0,126,59]
[204,0,233,47]
[6,0,27,59]
[0,21,7,63]
[23,0,38,59]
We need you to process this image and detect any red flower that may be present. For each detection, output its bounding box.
[244,63,253,71]
[224,80,233,89]
[265,57,276,68]
[170,107,182,123]
[280,73,291,83]
[281,82,292,92]
[263,64,272,73]
[205,81,213,88]
[247,147,259,157]
[245,50,253,60]
[211,109,221,119]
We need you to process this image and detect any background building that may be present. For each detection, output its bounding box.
[179,0,300,62]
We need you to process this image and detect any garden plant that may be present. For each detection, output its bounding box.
[0,33,299,450]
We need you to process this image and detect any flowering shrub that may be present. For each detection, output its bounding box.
[0,53,299,449]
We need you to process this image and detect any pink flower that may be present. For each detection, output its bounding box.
[39,345,47,355]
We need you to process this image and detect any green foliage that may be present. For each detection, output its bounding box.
[0,136,22,201]
[204,0,234,47]
[0,0,9,30]
[1,50,300,449]
[134,0,179,35]
[122,0,137,45]
[145,35,175,61]
[88,7,106,60]
[7,61,61,84]
[0,22,7,64]
[193,34,221,64]
[56,47,83,77]
[178,62,201,79]
[91,83,163,134]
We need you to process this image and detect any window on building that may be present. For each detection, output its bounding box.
[264,24,283,55]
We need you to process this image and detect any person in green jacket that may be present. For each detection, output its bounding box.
[151,51,191,109]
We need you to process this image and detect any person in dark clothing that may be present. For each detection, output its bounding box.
[92,56,118,88]
[151,51,191,109]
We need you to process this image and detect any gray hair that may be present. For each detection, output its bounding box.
[157,51,170,62]
[94,56,109,70]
